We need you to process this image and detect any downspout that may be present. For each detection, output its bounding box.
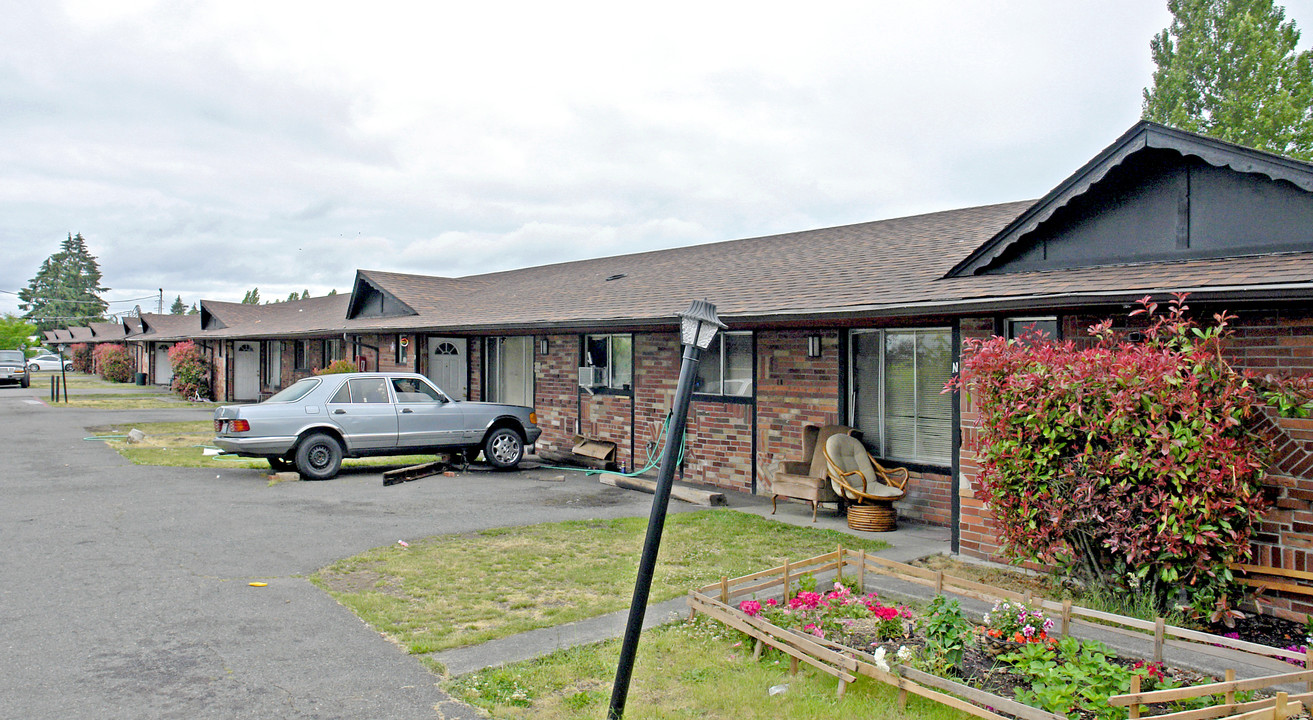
[950,321,962,555]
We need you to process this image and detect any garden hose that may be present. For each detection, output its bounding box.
[538,410,688,479]
[83,435,130,441]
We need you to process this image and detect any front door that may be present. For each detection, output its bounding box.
[426,337,468,400]
[153,345,173,385]
[234,342,259,401]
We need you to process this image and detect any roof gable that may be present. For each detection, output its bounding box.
[948,121,1313,277]
[346,271,418,319]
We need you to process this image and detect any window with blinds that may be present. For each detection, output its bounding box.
[694,331,753,397]
[849,328,953,466]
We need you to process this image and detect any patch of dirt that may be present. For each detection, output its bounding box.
[1211,613,1309,652]
[317,567,407,597]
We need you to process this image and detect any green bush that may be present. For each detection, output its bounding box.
[314,359,358,375]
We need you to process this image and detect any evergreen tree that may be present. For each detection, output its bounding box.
[188,302,199,315]
[241,288,261,304]
[327,289,337,296]
[301,289,310,300]
[18,233,110,332]
[286,291,299,302]
[1143,0,1313,159]
[170,295,187,315]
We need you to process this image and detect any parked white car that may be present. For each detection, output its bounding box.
[27,354,73,372]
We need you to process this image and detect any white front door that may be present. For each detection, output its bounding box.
[153,345,173,385]
[426,337,467,400]
[234,342,259,401]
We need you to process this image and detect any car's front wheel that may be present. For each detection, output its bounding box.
[27,364,39,373]
[482,427,524,469]
[295,433,342,480]
[20,376,30,389]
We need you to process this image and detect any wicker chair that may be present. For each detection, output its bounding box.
[823,434,909,531]
[767,424,860,521]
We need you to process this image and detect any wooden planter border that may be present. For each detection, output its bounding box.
[688,545,1313,719]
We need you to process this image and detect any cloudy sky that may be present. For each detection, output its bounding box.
[3,1,1311,319]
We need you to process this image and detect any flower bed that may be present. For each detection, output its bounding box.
[688,547,1313,720]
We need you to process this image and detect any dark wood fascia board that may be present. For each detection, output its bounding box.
[946,121,1313,278]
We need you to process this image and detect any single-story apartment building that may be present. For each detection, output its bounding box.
[63,121,1313,618]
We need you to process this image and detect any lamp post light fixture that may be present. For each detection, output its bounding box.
[607,299,726,720]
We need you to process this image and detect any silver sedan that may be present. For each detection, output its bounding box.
[213,372,541,479]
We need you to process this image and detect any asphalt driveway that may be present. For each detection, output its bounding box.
[0,384,666,719]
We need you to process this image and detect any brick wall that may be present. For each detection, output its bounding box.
[534,334,580,456]
[755,330,842,481]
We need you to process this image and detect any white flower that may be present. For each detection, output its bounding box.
[897,645,913,662]
[873,646,890,672]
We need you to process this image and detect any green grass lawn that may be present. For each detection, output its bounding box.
[448,616,972,720]
[312,510,889,655]
[96,420,440,472]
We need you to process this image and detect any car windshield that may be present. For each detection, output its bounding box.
[0,351,23,362]
[264,378,320,403]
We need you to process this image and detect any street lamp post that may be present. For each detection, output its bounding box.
[607,299,725,720]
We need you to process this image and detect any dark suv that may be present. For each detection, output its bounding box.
[0,350,30,388]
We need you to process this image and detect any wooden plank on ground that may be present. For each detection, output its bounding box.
[1109,669,1313,706]
[382,458,449,486]
[598,475,726,506]
[899,667,1065,720]
[1147,692,1313,720]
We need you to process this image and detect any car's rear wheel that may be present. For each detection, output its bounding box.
[482,427,524,469]
[295,433,342,480]
[268,456,295,472]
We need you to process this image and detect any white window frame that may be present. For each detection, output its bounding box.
[694,331,753,398]
[583,333,633,391]
[848,327,953,466]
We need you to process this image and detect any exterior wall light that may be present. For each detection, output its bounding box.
[539,338,549,355]
[609,299,725,719]
[807,334,822,358]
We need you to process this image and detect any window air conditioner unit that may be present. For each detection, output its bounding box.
[578,366,605,387]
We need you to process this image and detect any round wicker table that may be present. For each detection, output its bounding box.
[847,504,897,532]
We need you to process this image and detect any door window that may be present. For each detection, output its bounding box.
[392,377,443,403]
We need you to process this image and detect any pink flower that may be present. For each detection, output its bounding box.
[874,606,900,620]
[1022,625,1036,638]
[739,600,762,617]
[764,598,778,607]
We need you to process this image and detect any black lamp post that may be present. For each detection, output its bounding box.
[607,299,725,720]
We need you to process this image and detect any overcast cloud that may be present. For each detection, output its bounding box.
[3,1,1311,318]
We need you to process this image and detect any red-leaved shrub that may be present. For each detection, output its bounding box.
[70,343,93,373]
[167,341,210,400]
[950,295,1285,617]
[92,343,133,383]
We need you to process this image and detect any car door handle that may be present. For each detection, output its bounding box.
[401,408,413,413]
[333,409,346,414]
